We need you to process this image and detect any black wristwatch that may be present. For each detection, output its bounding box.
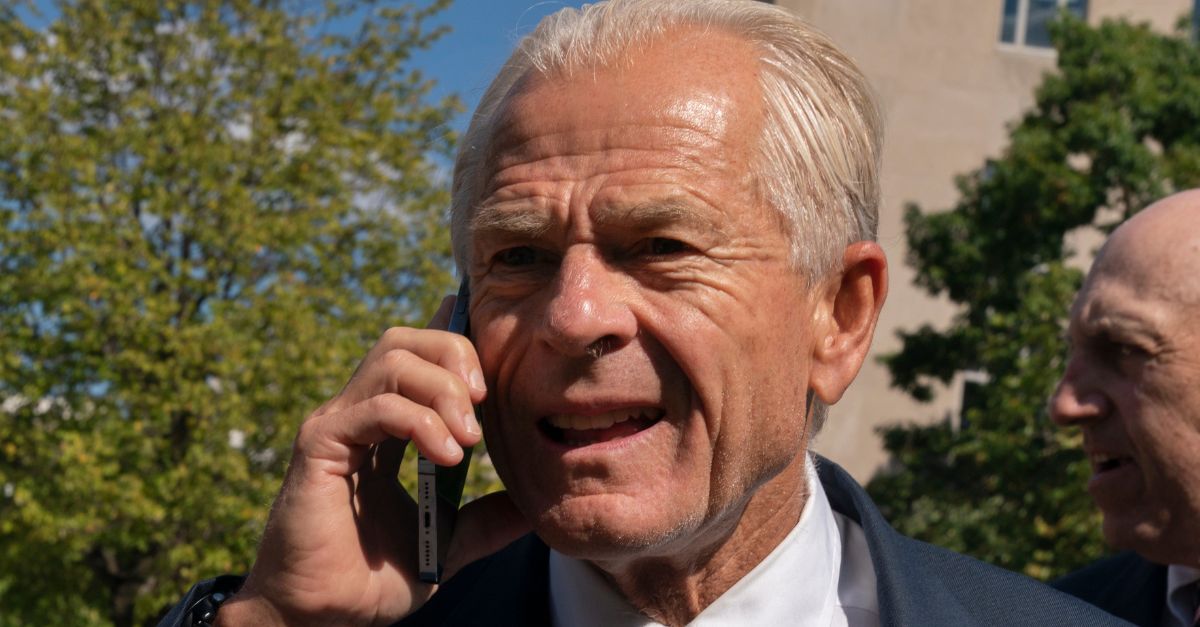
[183,575,244,627]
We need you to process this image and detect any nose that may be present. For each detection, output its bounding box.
[1048,357,1110,426]
[539,247,637,358]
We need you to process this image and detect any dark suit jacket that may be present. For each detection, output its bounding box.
[157,458,1132,626]
[1053,552,1167,627]
[399,457,1131,626]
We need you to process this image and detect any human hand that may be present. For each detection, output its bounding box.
[216,296,530,626]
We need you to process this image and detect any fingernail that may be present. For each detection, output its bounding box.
[463,411,481,437]
[446,436,462,457]
[469,369,486,392]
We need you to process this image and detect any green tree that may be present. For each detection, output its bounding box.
[867,14,1200,580]
[0,1,490,624]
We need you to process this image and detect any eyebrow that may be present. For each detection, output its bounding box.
[594,198,721,234]
[470,197,725,240]
[1092,315,1161,337]
[1079,304,1167,344]
[470,205,552,240]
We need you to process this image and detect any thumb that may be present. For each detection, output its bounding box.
[443,491,531,580]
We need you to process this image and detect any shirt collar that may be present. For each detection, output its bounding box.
[547,454,860,627]
[1164,563,1200,627]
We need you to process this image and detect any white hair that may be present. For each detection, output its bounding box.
[450,0,883,430]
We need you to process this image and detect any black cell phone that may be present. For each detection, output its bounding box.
[417,279,476,583]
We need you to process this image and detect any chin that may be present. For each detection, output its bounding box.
[531,497,700,563]
[1103,512,1175,564]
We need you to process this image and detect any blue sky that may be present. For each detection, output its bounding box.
[23,1,593,132]
[414,1,591,131]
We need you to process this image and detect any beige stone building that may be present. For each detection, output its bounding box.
[774,0,1195,481]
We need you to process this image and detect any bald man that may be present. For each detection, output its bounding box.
[1051,189,1200,627]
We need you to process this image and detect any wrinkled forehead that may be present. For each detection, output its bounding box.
[481,28,762,176]
[1085,225,1200,309]
[449,26,770,270]
[1071,270,1143,324]
[1071,244,1198,337]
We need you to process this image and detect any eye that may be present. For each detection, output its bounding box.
[1115,342,1148,360]
[646,237,691,256]
[494,246,538,266]
[1096,334,1150,365]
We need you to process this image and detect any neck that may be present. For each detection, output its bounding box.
[594,452,810,626]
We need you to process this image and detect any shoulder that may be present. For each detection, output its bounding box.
[815,456,1135,626]
[1053,552,1164,595]
[1053,552,1166,626]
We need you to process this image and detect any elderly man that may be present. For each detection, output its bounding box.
[162,1,1127,625]
[1051,189,1200,627]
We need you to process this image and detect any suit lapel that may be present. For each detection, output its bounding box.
[1062,553,1165,626]
[817,456,999,626]
[1106,556,1166,626]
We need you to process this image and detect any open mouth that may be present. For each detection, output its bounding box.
[1090,453,1133,474]
[540,408,664,447]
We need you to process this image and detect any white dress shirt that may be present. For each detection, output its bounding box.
[1162,564,1200,627]
[548,455,880,626]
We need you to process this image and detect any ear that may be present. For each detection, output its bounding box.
[808,241,887,405]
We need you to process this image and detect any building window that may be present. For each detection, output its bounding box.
[1193,0,1199,42]
[955,370,990,431]
[1000,0,1088,48]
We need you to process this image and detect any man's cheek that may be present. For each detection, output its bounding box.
[479,324,532,399]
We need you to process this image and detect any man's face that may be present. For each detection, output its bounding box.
[466,31,821,562]
[1050,203,1200,564]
